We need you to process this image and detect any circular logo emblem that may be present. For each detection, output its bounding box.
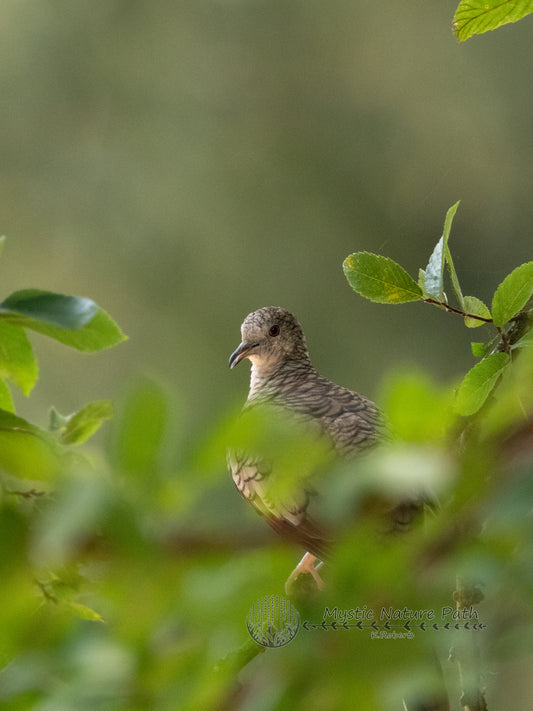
[246,594,300,647]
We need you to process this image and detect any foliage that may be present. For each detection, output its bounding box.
[344,202,533,416]
[453,0,533,41]
[0,4,532,710]
[0,238,126,653]
[0,220,530,711]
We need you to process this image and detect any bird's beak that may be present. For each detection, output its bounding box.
[229,341,258,369]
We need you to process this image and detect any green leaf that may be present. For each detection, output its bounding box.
[453,0,533,42]
[59,400,114,446]
[463,295,492,328]
[491,261,533,327]
[417,268,427,294]
[471,342,488,358]
[112,379,168,476]
[423,237,445,299]
[0,410,59,479]
[441,201,464,310]
[455,352,509,416]
[0,289,127,352]
[0,378,15,412]
[343,252,422,304]
[0,321,39,395]
[67,601,104,622]
[8,306,127,353]
[0,290,98,330]
[381,370,455,443]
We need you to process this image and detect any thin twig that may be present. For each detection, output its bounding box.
[35,579,58,604]
[423,298,493,324]
[4,488,47,499]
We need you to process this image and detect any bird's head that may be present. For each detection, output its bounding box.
[229,306,309,371]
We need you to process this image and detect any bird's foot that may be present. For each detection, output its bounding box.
[285,552,324,595]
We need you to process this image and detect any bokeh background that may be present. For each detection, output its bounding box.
[1,4,533,710]
[1,0,532,427]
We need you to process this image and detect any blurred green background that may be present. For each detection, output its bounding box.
[1,4,533,709]
[1,0,532,423]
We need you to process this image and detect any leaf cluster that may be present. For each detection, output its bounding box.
[343,202,533,415]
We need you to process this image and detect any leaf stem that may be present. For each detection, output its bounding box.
[496,326,511,354]
[423,298,493,323]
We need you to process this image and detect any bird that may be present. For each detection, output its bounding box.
[227,306,419,592]
[227,307,449,711]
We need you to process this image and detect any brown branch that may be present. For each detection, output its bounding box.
[35,579,58,604]
[4,488,47,499]
[423,298,493,323]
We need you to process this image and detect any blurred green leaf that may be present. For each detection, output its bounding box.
[58,400,114,446]
[0,290,98,329]
[471,341,487,358]
[441,201,464,309]
[0,378,14,412]
[481,331,533,434]
[49,406,70,432]
[0,321,38,396]
[453,0,533,42]
[0,410,60,479]
[455,352,509,415]
[67,601,104,622]
[491,261,533,327]
[112,378,168,476]
[343,252,422,304]
[381,370,455,443]
[463,295,491,328]
[424,237,445,299]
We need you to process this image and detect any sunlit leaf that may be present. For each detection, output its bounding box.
[0,378,15,412]
[453,0,533,42]
[471,342,488,358]
[68,601,105,622]
[441,201,464,309]
[59,400,114,446]
[343,252,422,304]
[417,268,427,295]
[491,261,533,327]
[463,295,492,328]
[0,321,38,395]
[0,410,60,479]
[455,352,509,415]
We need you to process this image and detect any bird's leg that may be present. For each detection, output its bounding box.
[285,552,325,594]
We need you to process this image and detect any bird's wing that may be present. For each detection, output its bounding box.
[227,382,384,558]
[227,406,331,558]
[326,405,382,455]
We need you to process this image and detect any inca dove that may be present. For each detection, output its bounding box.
[228,306,418,591]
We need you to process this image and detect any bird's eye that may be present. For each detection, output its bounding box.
[269,325,280,337]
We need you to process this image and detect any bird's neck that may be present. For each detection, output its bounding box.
[248,354,314,401]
